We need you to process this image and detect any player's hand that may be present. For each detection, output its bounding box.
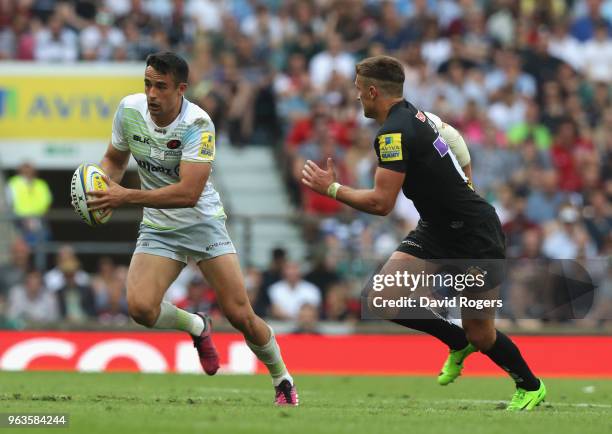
[87,175,128,211]
[301,158,337,195]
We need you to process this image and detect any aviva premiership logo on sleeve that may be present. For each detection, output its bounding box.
[199,132,215,161]
[377,133,403,162]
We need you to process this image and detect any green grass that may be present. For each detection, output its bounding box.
[0,372,610,434]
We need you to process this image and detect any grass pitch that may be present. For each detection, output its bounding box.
[0,372,610,434]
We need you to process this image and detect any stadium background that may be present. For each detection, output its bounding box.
[0,0,610,379]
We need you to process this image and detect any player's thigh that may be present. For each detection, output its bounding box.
[127,253,184,309]
[197,253,252,315]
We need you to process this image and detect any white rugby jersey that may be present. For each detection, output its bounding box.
[111,93,224,230]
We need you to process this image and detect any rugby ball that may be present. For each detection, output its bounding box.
[70,163,113,226]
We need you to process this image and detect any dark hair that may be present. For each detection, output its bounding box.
[145,51,189,85]
[355,55,405,96]
[272,247,287,261]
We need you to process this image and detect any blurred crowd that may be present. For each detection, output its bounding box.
[0,241,360,332]
[0,0,610,329]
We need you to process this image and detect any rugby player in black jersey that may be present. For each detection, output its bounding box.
[302,55,546,410]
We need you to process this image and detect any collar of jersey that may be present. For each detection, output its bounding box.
[388,99,408,117]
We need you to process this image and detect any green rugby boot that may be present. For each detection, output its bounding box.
[507,380,547,411]
[437,343,477,386]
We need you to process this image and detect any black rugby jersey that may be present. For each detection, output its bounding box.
[373,100,495,230]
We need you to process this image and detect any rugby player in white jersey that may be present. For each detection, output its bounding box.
[87,52,298,406]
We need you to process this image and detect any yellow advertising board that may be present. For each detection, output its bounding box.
[0,64,143,140]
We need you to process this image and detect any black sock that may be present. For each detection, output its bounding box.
[391,309,469,350]
[483,330,540,391]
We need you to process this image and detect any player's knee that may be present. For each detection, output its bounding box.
[464,326,496,351]
[127,298,158,328]
[224,302,256,334]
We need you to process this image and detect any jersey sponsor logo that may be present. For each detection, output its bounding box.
[401,239,422,249]
[135,158,178,177]
[205,240,233,252]
[432,135,449,157]
[377,133,403,162]
[133,134,151,145]
[0,87,17,119]
[154,127,167,134]
[450,220,464,229]
[166,139,181,149]
[199,132,215,160]
[415,111,426,123]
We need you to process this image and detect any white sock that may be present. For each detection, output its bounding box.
[153,301,205,336]
[246,325,293,387]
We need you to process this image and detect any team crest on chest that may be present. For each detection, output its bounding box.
[166,140,181,149]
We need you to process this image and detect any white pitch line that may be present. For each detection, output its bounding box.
[197,390,612,409]
[435,398,612,409]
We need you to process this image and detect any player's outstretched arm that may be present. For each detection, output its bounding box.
[100,142,131,184]
[302,158,404,216]
[88,161,210,211]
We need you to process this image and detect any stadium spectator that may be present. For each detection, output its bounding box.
[0,237,31,297]
[502,187,539,258]
[33,12,78,62]
[0,12,35,59]
[96,270,129,326]
[550,118,594,192]
[370,1,414,53]
[292,303,320,334]
[165,261,200,303]
[91,256,118,311]
[507,100,553,150]
[345,126,377,189]
[323,282,358,321]
[525,170,566,224]
[570,0,612,42]
[582,189,612,251]
[520,31,564,94]
[54,255,97,322]
[7,269,59,324]
[293,117,350,215]
[420,17,451,72]
[269,261,322,321]
[44,245,90,293]
[6,162,52,250]
[80,11,126,61]
[240,3,283,53]
[548,20,583,71]
[542,205,598,259]
[487,85,527,132]
[581,20,612,82]
[308,33,355,91]
[253,247,288,317]
[304,252,341,298]
[186,0,223,33]
[175,276,218,318]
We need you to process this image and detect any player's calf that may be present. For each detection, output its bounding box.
[463,321,496,352]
